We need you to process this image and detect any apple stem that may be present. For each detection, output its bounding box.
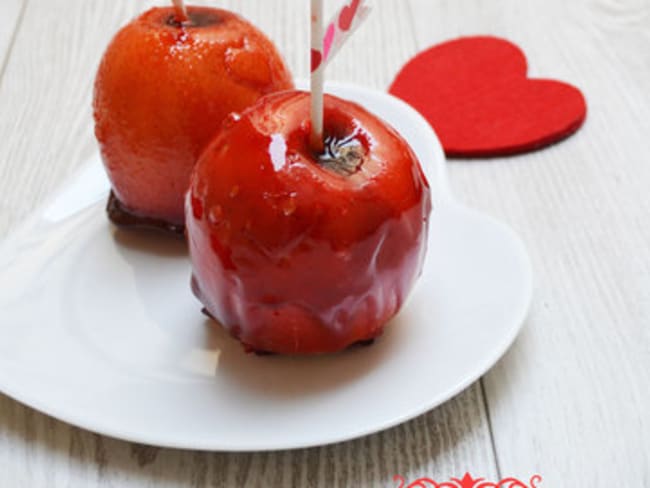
[172,0,189,23]
[310,0,325,152]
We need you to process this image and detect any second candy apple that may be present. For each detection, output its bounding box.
[186,91,432,355]
[94,5,293,232]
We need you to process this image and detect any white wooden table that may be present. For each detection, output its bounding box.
[1,0,648,486]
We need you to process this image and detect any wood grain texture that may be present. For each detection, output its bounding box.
[0,387,496,487]
[0,0,26,228]
[0,0,24,73]
[408,0,650,485]
[0,1,497,486]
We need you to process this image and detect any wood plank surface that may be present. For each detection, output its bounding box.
[0,1,24,71]
[0,1,498,486]
[408,0,650,485]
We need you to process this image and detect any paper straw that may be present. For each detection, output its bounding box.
[322,1,371,67]
[310,0,325,152]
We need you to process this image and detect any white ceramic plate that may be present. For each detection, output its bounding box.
[0,82,532,451]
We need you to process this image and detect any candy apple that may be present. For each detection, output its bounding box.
[93,5,293,232]
[186,90,432,355]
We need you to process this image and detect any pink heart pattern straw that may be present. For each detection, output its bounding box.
[310,0,371,150]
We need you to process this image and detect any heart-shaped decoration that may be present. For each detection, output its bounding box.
[323,23,336,60]
[311,48,322,72]
[389,36,587,157]
[339,0,361,31]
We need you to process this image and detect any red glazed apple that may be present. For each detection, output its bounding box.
[94,5,293,232]
[186,90,432,354]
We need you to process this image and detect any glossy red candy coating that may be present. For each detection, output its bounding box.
[94,6,293,226]
[186,91,432,355]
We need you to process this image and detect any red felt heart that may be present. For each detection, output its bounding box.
[339,0,361,31]
[389,36,587,157]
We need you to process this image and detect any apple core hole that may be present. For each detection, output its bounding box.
[166,10,223,28]
[316,134,367,176]
[311,108,370,176]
